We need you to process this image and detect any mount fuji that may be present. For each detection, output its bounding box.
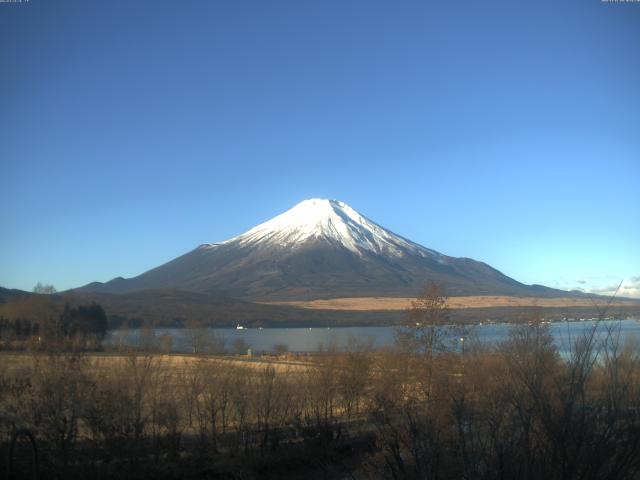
[79,199,567,300]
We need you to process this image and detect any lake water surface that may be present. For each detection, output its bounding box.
[106,319,640,355]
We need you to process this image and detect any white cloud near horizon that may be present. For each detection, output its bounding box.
[585,277,640,299]
[559,276,640,299]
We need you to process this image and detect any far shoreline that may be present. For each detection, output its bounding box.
[107,314,640,331]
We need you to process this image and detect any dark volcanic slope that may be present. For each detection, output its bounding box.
[79,240,567,300]
[77,199,576,300]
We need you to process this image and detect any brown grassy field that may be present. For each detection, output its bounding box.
[262,295,640,311]
[0,352,314,377]
[4,322,640,480]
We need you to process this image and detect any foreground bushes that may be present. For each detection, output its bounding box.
[1,320,640,479]
[366,321,640,480]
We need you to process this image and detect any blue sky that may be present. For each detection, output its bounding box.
[1,0,639,297]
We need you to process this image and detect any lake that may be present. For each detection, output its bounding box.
[105,319,640,355]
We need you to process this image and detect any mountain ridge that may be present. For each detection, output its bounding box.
[77,199,582,300]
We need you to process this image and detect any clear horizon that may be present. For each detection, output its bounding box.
[1,1,639,297]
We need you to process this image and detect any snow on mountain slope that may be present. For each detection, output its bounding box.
[202,198,440,259]
[78,198,574,300]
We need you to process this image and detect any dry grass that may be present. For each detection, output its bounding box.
[0,352,313,376]
[261,295,640,311]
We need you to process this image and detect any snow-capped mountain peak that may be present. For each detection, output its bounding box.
[79,198,557,300]
[216,198,435,258]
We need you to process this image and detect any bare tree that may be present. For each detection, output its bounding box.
[273,343,289,356]
[338,336,373,421]
[26,352,90,472]
[33,282,57,295]
[396,282,450,401]
[233,338,250,355]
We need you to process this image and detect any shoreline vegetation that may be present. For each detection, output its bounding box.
[3,317,640,479]
[2,284,640,479]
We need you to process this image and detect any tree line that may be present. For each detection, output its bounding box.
[0,290,108,349]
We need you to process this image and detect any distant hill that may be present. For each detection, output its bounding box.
[0,286,32,303]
